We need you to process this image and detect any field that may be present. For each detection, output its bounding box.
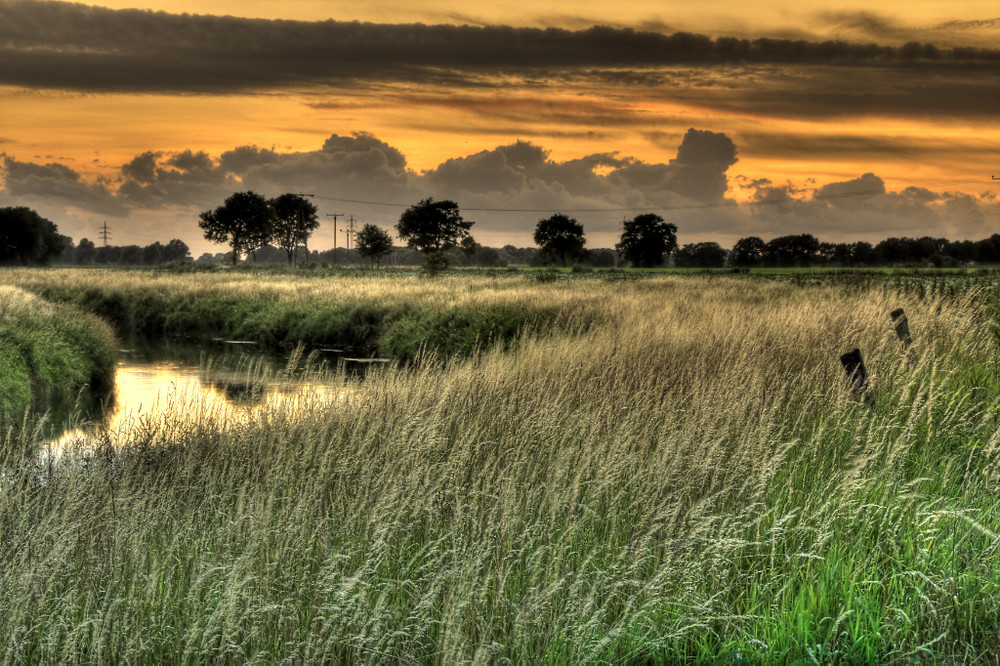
[1,268,999,662]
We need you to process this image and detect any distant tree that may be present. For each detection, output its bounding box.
[396,198,473,271]
[163,238,191,262]
[763,234,820,267]
[729,236,765,268]
[354,224,395,269]
[588,248,617,268]
[477,246,504,267]
[271,193,319,266]
[974,234,1000,263]
[75,237,97,265]
[501,245,538,266]
[615,213,677,267]
[534,213,587,266]
[849,241,878,266]
[253,245,287,264]
[142,241,165,264]
[874,236,947,265]
[0,207,67,265]
[874,237,908,264]
[198,191,274,266]
[675,242,727,268]
[119,245,144,265]
[459,235,481,263]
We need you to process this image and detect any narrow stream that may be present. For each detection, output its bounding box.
[46,338,352,453]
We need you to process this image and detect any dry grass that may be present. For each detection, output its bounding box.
[0,274,998,662]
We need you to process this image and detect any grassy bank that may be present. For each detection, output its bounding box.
[0,276,998,662]
[5,268,610,360]
[0,285,117,426]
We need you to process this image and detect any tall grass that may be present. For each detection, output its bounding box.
[0,285,116,425]
[4,268,608,359]
[0,276,998,662]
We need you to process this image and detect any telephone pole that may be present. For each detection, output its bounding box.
[326,213,344,264]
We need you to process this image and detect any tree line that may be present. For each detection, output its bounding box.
[5,200,1000,269]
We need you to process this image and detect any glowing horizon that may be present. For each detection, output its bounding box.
[1,0,997,252]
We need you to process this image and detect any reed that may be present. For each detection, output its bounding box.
[0,273,997,662]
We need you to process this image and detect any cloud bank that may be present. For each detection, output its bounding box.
[0,1,997,122]
[2,129,995,252]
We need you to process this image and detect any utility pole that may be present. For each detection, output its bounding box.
[100,221,111,247]
[326,213,344,264]
[341,215,355,251]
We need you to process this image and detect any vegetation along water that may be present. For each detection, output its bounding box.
[0,284,116,428]
[0,267,998,662]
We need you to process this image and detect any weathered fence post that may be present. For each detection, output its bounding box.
[890,308,912,349]
[840,348,872,402]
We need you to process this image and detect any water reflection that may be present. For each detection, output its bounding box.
[49,338,348,452]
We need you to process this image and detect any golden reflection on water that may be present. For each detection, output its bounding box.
[50,354,348,453]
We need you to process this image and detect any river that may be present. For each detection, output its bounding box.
[45,337,356,453]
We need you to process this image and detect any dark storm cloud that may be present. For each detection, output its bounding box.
[1,154,128,216]
[656,65,998,120]
[736,132,998,162]
[1,0,996,100]
[2,131,995,248]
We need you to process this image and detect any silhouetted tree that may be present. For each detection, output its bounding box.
[975,235,1000,263]
[354,224,395,269]
[501,245,538,266]
[534,213,587,266]
[849,241,878,266]
[199,191,274,266]
[616,213,677,267]
[271,193,319,265]
[675,242,727,268]
[588,248,617,268]
[763,234,820,267]
[459,235,481,262]
[729,236,766,267]
[142,241,165,264]
[75,237,97,265]
[0,207,67,265]
[163,239,191,262]
[396,198,472,271]
[477,246,504,267]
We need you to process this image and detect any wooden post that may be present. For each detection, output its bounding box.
[840,348,871,402]
[890,308,912,349]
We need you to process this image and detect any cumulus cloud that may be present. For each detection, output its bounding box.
[1,130,996,251]
[1,154,128,217]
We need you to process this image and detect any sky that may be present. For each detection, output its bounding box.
[1,0,998,255]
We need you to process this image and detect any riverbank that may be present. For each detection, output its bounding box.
[6,268,607,360]
[0,285,117,427]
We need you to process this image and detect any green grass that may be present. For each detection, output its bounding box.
[0,286,117,426]
[6,268,602,360]
[0,271,997,662]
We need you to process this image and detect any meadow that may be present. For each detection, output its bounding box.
[0,267,998,663]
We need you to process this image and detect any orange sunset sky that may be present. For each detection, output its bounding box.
[1,0,998,254]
